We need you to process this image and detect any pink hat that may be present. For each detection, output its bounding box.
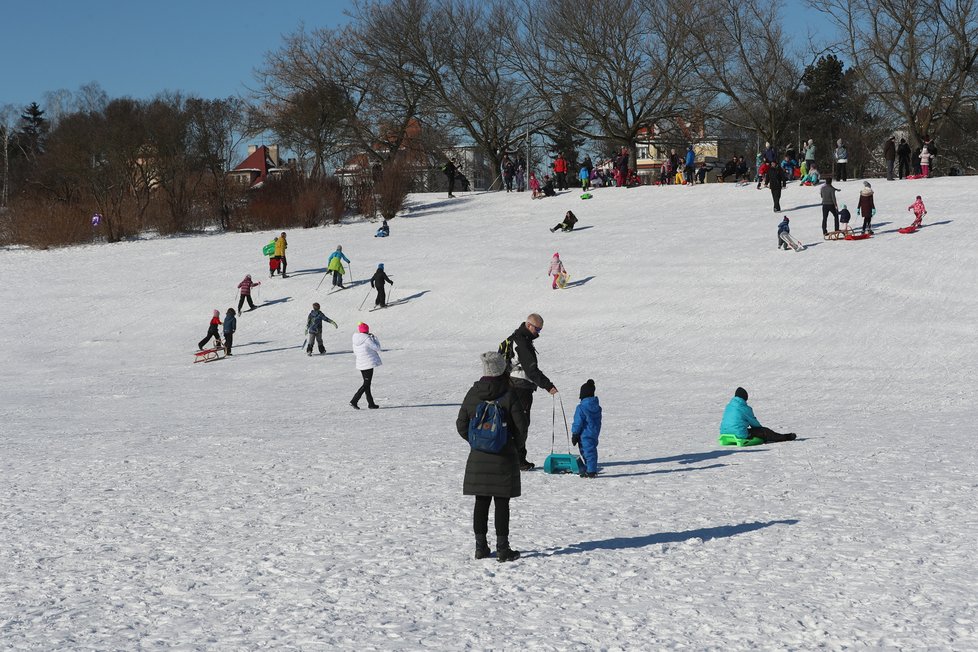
[213,309,220,317]
[358,322,369,333]
[553,252,559,258]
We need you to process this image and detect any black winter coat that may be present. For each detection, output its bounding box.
[456,376,528,497]
[501,323,555,392]
[370,269,392,289]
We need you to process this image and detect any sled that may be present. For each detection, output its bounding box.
[543,453,583,474]
[905,174,927,180]
[779,232,805,251]
[845,232,872,241]
[194,347,225,363]
[824,230,847,240]
[718,434,764,447]
[269,258,281,271]
[556,271,570,289]
[898,225,918,234]
[580,192,593,200]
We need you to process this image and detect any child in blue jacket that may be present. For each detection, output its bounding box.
[777,216,791,250]
[571,379,602,477]
[720,387,795,443]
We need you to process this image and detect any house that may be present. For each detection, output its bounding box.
[228,145,289,189]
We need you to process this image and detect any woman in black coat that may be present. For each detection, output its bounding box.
[456,352,528,562]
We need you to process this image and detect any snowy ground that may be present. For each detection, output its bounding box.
[2,176,977,650]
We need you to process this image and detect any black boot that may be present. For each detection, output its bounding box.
[475,535,491,560]
[496,537,520,563]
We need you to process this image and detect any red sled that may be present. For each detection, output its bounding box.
[898,225,918,234]
[845,232,872,241]
[905,174,927,180]
[194,347,225,363]
[269,258,281,271]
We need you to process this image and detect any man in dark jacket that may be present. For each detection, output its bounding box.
[499,314,558,471]
[766,164,785,212]
[442,159,457,197]
[897,139,912,179]
[883,136,896,180]
[456,351,529,562]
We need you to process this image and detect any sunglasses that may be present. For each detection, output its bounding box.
[528,323,543,332]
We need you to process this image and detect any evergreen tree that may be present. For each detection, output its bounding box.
[542,95,587,173]
[18,102,48,158]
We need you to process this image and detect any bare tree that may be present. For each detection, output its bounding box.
[0,104,17,208]
[509,0,697,168]
[684,0,812,148]
[186,97,249,230]
[822,0,978,148]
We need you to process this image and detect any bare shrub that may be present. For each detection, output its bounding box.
[7,198,94,248]
[323,176,345,224]
[374,158,413,221]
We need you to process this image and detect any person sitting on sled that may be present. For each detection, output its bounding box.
[720,387,795,443]
[799,165,820,186]
[908,195,927,228]
[550,210,579,232]
[541,175,556,197]
[571,379,602,478]
[777,216,791,250]
[375,220,390,237]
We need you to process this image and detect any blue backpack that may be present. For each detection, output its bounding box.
[468,396,510,454]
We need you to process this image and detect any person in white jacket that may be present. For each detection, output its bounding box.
[351,322,382,409]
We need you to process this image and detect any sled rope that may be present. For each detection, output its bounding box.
[551,394,573,454]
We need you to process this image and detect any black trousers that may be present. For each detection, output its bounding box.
[861,213,873,233]
[834,162,847,182]
[352,368,375,406]
[899,158,910,179]
[473,495,510,539]
[276,255,287,276]
[332,270,344,287]
[446,174,456,196]
[198,325,221,350]
[224,332,233,355]
[771,187,782,211]
[237,294,256,312]
[821,205,839,233]
[748,426,793,443]
[510,385,534,463]
[375,286,386,308]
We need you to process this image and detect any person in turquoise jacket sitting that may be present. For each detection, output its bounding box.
[720,387,795,443]
[571,379,602,477]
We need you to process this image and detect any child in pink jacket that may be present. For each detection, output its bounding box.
[908,196,927,228]
[548,253,566,289]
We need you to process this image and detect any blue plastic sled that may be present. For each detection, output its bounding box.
[544,453,584,474]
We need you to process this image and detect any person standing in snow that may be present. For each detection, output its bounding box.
[548,253,566,289]
[370,263,393,309]
[442,159,458,198]
[223,308,236,356]
[684,145,696,186]
[498,314,558,471]
[908,195,927,228]
[502,155,515,192]
[553,153,569,191]
[919,145,933,178]
[897,138,912,179]
[306,302,337,356]
[529,171,542,199]
[515,164,525,192]
[351,322,381,409]
[833,139,848,182]
[198,309,222,351]
[777,216,791,250]
[273,232,288,278]
[719,387,795,443]
[456,351,528,563]
[766,163,785,212]
[327,245,351,289]
[803,138,816,174]
[858,181,876,235]
[571,379,602,478]
[883,136,897,180]
[820,177,840,236]
[839,204,852,233]
[236,274,261,313]
[579,165,590,192]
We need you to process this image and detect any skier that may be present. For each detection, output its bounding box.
[223,308,236,356]
[197,309,222,351]
[305,302,337,356]
[498,313,558,471]
[548,253,566,289]
[719,387,796,443]
[327,245,351,289]
[370,263,393,309]
[442,159,458,198]
[908,195,927,228]
[571,379,602,478]
[236,274,261,313]
[350,323,381,410]
[375,220,390,237]
[833,139,848,182]
[273,232,288,278]
[456,351,527,562]
[777,216,791,250]
[549,210,579,233]
[820,177,840,236]
[858,181,875,234]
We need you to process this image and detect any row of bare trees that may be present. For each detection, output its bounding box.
[3,0,978,247]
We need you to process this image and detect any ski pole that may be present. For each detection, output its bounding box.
[386,285,395,305]
[316,270,330,291]
[357,287,371,311]
[347,263,353,284]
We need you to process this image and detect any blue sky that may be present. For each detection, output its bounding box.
[2,1,835,112]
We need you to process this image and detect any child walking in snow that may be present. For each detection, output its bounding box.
[579,166,590,192]
[237,274,261,313]
[858,181,875,235]
[839,204,852,233]
[306,302,337,356]
[223,308,236,356]
[777,216,791,250]
[198,309,222,351]
[529,172,542,199]
[908,195,927,228]
[571,379,602,478]
[548,253,566,289]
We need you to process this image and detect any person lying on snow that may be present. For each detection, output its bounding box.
[720,387,795,443]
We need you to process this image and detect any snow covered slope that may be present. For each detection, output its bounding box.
[2,177,976,649]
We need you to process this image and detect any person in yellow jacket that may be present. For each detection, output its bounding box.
[327,245,351,289]
[273,232,288,278]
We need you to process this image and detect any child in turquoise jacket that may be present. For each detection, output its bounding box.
[571,379,602,477]
[719,387,795,443]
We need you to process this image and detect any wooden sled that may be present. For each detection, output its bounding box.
[824,231,847,240]
[779,232,805,251]
[194,347,225,363]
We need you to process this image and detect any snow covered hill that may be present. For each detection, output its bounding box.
[2,176,976,649]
